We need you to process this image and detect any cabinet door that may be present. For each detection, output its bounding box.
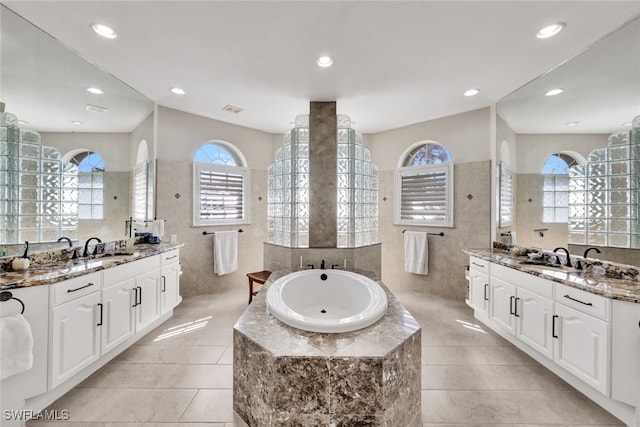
[553,302,610,395]
[469,269,489,315]
[101,278,136,354]
[516,288,554,359]
[160,262,181,314]
[489,276,516,334]
[136,270,161,331]
[50,292,101,389]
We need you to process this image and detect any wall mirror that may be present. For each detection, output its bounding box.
[0,6,155,248]
[496,15,640,263]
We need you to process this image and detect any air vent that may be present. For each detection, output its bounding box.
[85,104,108,114]
[221,105,244,114]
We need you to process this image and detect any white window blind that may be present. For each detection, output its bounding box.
[395,163,453,227]
[193,163,250,225]
[499,161,514,227]
[133,161,148,221]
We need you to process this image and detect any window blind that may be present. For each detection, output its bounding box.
[133,162,147,221]
[198,169,244,220]
[400,171,447,221]
[499,162,514,227]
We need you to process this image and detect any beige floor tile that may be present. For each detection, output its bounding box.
[113,344,227,364]
[217,346,233,364]
[422,345,537,366]
[77,363,178,388]
[45,388,198,422]
[165,364,233,389]
[421,364,573,391]
[179,389,235,422]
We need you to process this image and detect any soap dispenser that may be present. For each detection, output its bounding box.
[12,241,30,271]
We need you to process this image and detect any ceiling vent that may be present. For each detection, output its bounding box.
[85,104,108,114]
[221,105,244,114]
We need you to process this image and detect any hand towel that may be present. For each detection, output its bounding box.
[213,230,238,276]
[404,231,429,275]
[152,219,165,238]
[509,231,517,245]
[0,309,34,380]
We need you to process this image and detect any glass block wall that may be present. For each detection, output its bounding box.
[568,115,640,248]
[0,112,79,244]
[267,114,378,248]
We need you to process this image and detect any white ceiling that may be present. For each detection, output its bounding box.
[3,1,640,135]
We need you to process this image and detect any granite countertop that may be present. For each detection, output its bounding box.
[0,243,183,291]
[465,248,640,304]
[234,269,422,358]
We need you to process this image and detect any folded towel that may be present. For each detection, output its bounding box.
[404,231,429,275]
[152,220,165,238]
[0,310,34,380]
[213,230,238,276]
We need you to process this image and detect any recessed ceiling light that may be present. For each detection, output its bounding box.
[464,88,480,97]
[536,22,565,39]
[566,121,580,127]
[222,105,244,114]
[170,87,186,95]
[545,88,564,96]
[622,122,632,127]
[317,55,334,68]
[72,121,84,125]
[91,23,117,39]
[86,87,104,95]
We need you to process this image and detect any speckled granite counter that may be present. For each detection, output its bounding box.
[233,269,422,426]
[0,243,183,291]
[464,247,640,304]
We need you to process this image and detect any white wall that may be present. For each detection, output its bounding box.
[41,132,133,172]
[516,133,608,174]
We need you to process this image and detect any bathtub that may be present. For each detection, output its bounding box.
[265,269,388,333]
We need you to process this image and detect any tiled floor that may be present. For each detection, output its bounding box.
[28,287,625,426]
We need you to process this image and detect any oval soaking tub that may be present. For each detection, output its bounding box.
[266,269,388,333]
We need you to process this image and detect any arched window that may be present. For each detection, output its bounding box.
[542,153,579,223]
[193,141,250,225]
[395,141,454,227]
[70,151,104,220]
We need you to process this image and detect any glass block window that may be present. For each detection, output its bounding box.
[193,141,250,226]
[70,151,104,220]
[542,153,578,223]
[395,142,454,227]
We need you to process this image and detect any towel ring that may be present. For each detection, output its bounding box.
[0,291,25,314]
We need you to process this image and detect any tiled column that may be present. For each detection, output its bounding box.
[309,102,337,248]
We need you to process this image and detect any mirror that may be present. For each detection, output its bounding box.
[496,15,640,263]
[0,6,155,249]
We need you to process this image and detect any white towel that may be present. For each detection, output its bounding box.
[152,220,165,237]
[404,231,429,275]
[0,308,34,380]
[213,230,238,276]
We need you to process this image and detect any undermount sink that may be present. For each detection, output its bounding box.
[519,262,599,287]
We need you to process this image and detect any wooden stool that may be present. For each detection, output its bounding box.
[246,270,271,304]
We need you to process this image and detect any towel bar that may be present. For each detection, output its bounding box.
[402,230,444,236]
[203,229,244,236]
[0,291,25,314]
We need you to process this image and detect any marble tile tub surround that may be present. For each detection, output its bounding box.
[466,242,640,303]
[233,269,422,426]
[0,241,182,290]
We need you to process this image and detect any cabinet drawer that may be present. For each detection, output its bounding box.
[50,272,102,306]
[103,255,159,288]
[555,283,610,321]
[469,256,489,275]
[160,249,180,265]
[492,263,554,299]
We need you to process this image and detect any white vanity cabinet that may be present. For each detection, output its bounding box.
[159,249,181,314]
[468,256,490,316]
[135,268,161,331]
[49,272,103,390]
[610,299,639,406]
[488,264,555,359]
[100,277,137,354]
